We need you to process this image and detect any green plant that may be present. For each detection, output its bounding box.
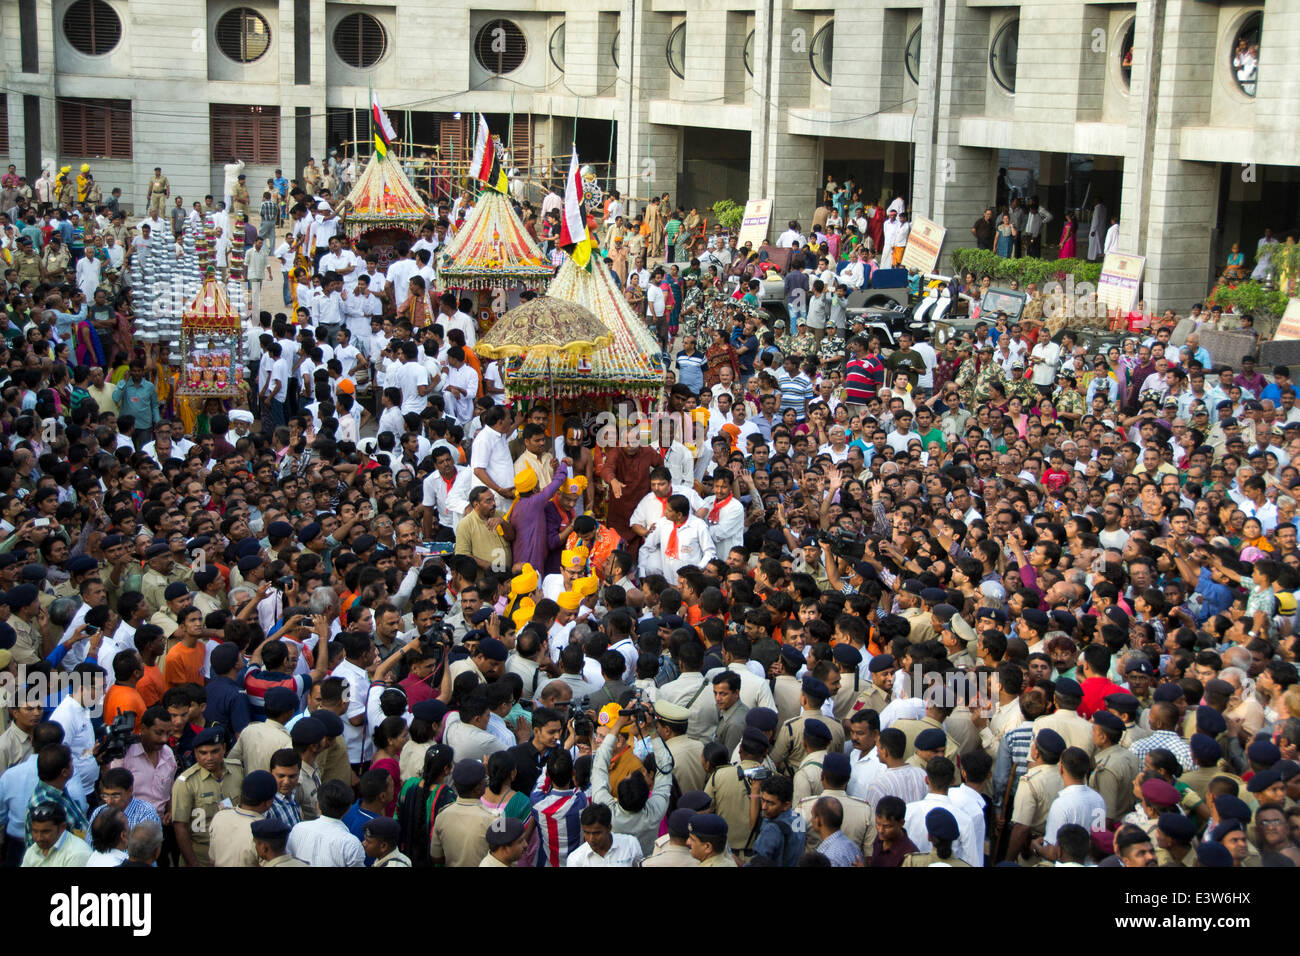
[711,199,744,233]
[948,248,1101,287]
[1207,280,1288,319]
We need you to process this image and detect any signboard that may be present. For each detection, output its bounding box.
[900,215,946,274]
[737,198,773,248]
[1097,252,1145,312]
[1273,297,1300,341]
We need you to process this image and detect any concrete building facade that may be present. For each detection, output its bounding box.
[2,0,1297,308]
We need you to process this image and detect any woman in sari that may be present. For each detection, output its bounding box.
[704,327,738,390]
[481,751,538,867]
[395,744,455,868]
[624,273,646,318]
[610,235,629,286]
[370,717,409,816]
[1057,213,1078,259]
[111,289,134,365]
[666,264,683,340]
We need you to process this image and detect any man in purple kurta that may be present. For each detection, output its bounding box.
[508,460,569,573]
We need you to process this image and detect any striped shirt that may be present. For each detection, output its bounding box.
[775,369,815,419]
[266,793,303,830]
[89,798,160,832]
[531,785,588,868]
[844,354,884,404]
[1128,730,1194,772]
[862,764,929,810]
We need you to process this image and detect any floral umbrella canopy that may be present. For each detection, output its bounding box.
[475,296,613,359]
[438,190,553,291]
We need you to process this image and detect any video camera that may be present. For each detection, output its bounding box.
[99,711,139,764]
[818,529,866,562]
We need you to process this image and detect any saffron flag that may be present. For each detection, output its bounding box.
[469,114,509,194]
[371,93,397,158]
[558,147,591,268]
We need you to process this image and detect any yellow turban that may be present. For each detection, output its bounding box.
[510,564,538,595]
[557,590,582,612]
[576,574,599,598]
[562,475,587,496]
[512,605,534,630]
[80,163,90,173]
[60,165,70,174]
[514,466,538,495]
[561,549,584,571]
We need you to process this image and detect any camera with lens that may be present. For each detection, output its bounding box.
[571,696,593,738]
[817,529,866,562]
[742,766,773,781]
[99,711,140,764]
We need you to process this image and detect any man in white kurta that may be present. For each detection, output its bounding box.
[652,497,716,579]
[698,472,746,561]
[629,470,704,577]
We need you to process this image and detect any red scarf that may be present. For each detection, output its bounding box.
[665,519,683,559]
[708,494,733,524]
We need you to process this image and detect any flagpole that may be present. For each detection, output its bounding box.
[367,76,373,160]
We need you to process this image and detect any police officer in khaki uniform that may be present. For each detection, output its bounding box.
[830,645,863,721]
[643,808,701,867]
[771,646,805,725]
[55,555,99,601]
[687,813,738,867]
[894,706,961,764]
[1089,710,1139,827]
[795,751,874,858]
[97,534,130,612]
[1106,691,1153,748]
[251,817,308,866]
[1180,733,1233,800]
[140,543,181,620]
[792,719,833,804]
[771,677,844,773]
[229,688,296,775]
[704,729,769,852]
[1030,677,1096,756]
[855,654,894,716]
[13,238,41,283]
[655,700,707,794]
[431,760,498,867]
[1005,728,1066,863]
[148,168,170,218]
[1153,812,1196,867]
[4,585,43,667]
[209,770,276,867]
[171,728,245,867]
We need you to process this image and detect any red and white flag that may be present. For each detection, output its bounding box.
[557,147,591,267]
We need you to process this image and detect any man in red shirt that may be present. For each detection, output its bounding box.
[1077,643,1124,719]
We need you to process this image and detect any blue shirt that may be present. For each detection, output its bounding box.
[0,754,89,839]
[1194,567,1233,623]
[815,828,863,866]
[752,810,802,866]
[675,350,706,394]
[112,378,161,430]
[342,802,379,843]
[1261,382,1300,405]
[203,675,252,736]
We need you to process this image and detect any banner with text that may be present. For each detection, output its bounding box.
[737,198,773,249]
[900,216,946,274]
[1097,252,1145,312]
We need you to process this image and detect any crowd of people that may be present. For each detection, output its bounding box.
[0,155,1296,879]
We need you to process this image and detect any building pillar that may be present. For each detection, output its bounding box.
[615,0,677,217]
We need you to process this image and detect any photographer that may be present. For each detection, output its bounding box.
[705,727,772,855]
[590,705,673,857]
[107,705,176,829]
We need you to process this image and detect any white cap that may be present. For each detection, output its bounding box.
[228,409,254,424]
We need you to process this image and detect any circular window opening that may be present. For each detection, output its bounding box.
[611,29,620,69]
[549,24,565,72]
[990,18,1019,93]
[475,18,527,75]
[1119,20,1135,90]
[666,24,686,79]
[810,22,834,86]
[905,26,921,85]
[743,30,754,77]
[333,12,387,69]
[1232,12,1261,97]
[214,7,271,64]
[63,0,122,56]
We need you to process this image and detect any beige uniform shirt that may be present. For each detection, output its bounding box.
[772,709,846,773]
[1011,763,1064,835]
[772,675,804,725]
[431,797,496,867]
[1090,744,1140,822]
[209,806,264,867]
[665,734,707,794]
[792,751,827,805]
[170,759,245,865]
[853,683,889,719]
[796,787,874,858]
[642,841,699,867]
[228,719,291,776]
[1032,710,1096,756]
[699,851,739,867]
[9,615,41,666]
[0,724,32,775]
[261,853,309,866]
[893,715,961,764]
[705,760,761,850]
